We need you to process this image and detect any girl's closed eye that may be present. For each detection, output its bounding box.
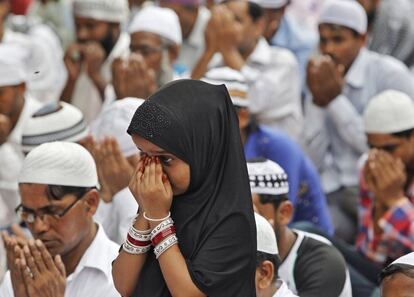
[159,156,173,165]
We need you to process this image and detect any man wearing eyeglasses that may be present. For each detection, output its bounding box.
[0,142,120,297]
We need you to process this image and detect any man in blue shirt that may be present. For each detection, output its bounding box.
[203,67,333,235]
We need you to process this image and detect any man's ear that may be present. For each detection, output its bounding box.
[276,200,294,227]
[84,189,100,215]
[256,260,275,289]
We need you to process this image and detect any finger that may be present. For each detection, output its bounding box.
[18,258,35,288]
[11,224,27,240]
[55,255,66,277]
[149,157,157,186]
[28,240,47,273]
[36,239,57,272]
[163,174,173,198]
[143,157,152,187]
[23,244,40,279]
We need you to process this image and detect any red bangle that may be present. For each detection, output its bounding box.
[152,226,176,247]
[127,234,151,247]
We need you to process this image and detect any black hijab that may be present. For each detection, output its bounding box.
[127,80,256,297]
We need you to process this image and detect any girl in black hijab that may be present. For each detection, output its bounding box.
[112,80,256,297]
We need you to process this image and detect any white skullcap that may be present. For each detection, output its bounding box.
[73,0,128,23]
[22,102,89,153]
[202,67,249,108]
[247,159,289,196]
[255,213,278,255]
[129,6,182,45]
[19,142,98,188]
[364,90,414,134]
[91,98,144,157]
[251,0,287,9]
[318,0,367,34]
[0,43,28,87]
[389,252,414,267]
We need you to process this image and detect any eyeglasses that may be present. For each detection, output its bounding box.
[15,198,83,224]
[130,45,167,57]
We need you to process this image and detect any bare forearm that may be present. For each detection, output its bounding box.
[158,245,205,297]
[60,79,77,103]
[191,50,215,80]
[112,214,149,297]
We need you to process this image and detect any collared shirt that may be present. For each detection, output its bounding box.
[270,14,318,91]
[302,48,414,193]
[94,187,138,244]
[273,280,298,297]
[70,32,130,123]
[210,38,302,141]
[0,224,120,297]
[0,96,42,228]
[356,174,414,266]
[245,125,333,235]
[175,6,211,73]
[368,0,414,67]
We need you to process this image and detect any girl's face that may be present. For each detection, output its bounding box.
[132,134,190,196]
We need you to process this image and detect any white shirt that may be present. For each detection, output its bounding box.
[70,32,130,123]
[175,6,211,73]
[302,48,414,193]
[0,224,120,297]
[94,187,138,244]
[0,97,42,228]
[210,38,302,141]
[273,280,298,297]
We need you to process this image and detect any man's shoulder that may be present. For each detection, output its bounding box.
[268,46,298,67]
[365,50,409,73]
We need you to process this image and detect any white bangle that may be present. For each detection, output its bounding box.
[150,218,174,237]
[123,241,151,255]
[154,234,178,259]
[129,226,151,241]
[143,211,171,222]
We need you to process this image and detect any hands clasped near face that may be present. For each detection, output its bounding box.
[2,232,66,297]
[364,149,407,208]
[307,56,345,107]
[129,156,173,221]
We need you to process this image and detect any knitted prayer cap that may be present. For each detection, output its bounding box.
[22,102,89,153]
[202,67,249,108]
[73,0,128,23]
[247,158,289,196]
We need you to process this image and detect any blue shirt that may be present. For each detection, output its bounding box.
[245,125,334,235]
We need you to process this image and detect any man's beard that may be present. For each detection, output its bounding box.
[367,9,377,27]
[101,28,117,57]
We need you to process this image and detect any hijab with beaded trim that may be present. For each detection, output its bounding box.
[127,79,256,297]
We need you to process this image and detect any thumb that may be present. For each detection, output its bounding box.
[55,255,66,277]
[337,64,345,77]
[162,174,173,196]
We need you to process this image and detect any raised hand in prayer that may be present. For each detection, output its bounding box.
[0,113,11,145]
[307,55,345,107]
[83,42,106,82]
[20,239,66,297]
[204,6,222,54]
[112,53,157,99]
[364,149,408,209]
[2,231,29,297]
[63,43,83,82]
[97,137,135,200]
[130,156,173,225]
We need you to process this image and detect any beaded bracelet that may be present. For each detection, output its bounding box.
[154,234,178,259]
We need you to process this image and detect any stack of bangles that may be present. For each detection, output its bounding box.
[123,212,178,259]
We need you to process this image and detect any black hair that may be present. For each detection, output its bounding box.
[379,263,414,284]
[256,251,281,282]
[392,128,414,139]
[46,185,95,201]
[247,1,264,22]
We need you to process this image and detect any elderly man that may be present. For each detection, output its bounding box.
[60,0,129,122]
[0,43,42,229]
[193,0,302,141]
[247,159,352,297]
[111,6,182,101]
[379,252,414,297]
[0,142,119,296]
[302,0,414,242]
[254,213,297,297]
[159,0,211,73]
